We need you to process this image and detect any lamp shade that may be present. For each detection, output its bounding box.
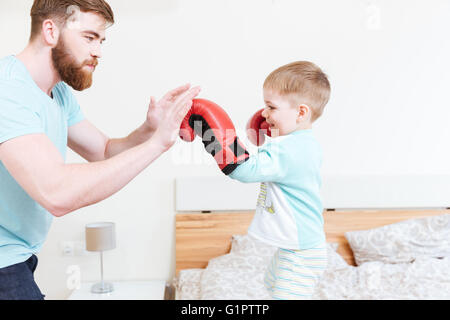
[85,222,116,252]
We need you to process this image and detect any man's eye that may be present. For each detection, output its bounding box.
[85,36,94,42]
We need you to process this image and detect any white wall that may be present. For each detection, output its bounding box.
[1,0,449,299]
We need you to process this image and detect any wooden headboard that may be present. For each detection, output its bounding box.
[175,208,450,274]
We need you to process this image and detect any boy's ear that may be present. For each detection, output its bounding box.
[297,104,311,122]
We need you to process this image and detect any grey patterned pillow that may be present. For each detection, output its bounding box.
[345,214,450,265]
[230,234,277,257]
[230,234,349,270]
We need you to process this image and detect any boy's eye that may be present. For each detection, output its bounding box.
[85,36,94,42]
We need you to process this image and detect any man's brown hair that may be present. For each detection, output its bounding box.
[264,61,331,122]
[30,0,114,41]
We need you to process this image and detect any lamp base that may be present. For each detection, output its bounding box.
[91,281,114,294]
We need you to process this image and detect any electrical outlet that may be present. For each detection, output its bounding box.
[60,241,88,256]
[60,241,75,256]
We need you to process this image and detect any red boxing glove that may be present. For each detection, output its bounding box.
[179,98,250,175]
[246,109,271,146]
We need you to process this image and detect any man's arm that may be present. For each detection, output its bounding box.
[0,133,166,217]
[68,86,194,161]
[104,122,154,159]
[0,85,201,217]
[68,119,154,161]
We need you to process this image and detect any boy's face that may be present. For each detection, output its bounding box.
[262,89,306,137]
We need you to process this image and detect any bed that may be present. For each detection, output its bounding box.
[172,208,450,300]
[171,175,450,300]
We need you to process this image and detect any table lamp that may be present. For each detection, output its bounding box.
[85,222,116,294]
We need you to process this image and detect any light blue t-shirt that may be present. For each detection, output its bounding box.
[229,129,325,249]
[0,55,84,268]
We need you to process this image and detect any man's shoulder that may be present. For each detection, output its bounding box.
[0,56,31,95]
[0,78,33,107]
[0,55,15,79]
[0,79,30,103]
[0,59,36,111]
[0,55,25,82]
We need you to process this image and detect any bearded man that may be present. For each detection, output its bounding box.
[0,0,200,300]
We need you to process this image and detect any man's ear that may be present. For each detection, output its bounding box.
[41,19,60,47]
[297,104,311,122]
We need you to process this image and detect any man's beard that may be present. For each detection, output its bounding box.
[51,37,97,91]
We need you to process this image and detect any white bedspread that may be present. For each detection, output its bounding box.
[175,235,450,300]
[314,257,450,299]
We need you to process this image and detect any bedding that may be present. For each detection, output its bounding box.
[174,268,204,300]
[175,235,353,300]
[175,227,450,300]
[345,214,450,265]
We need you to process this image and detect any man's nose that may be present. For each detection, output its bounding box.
[91,44,102,59]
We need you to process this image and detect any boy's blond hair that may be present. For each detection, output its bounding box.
[263,61,331,122]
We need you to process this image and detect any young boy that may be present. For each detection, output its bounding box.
[228,61,331,300]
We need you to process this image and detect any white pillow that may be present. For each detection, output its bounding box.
[345,214,450,265]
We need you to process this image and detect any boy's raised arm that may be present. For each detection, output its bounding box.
[228,143,286,183]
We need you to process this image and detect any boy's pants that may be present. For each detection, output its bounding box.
[264,244,327,300]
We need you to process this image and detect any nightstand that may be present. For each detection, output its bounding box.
[67,280,167,300]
